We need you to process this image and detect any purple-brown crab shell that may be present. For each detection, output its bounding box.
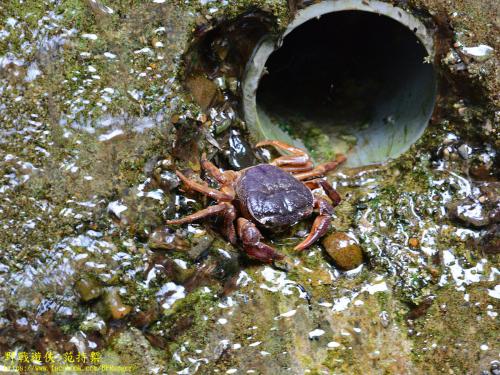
[235,164,314,229]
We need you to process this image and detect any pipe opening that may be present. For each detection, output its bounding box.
[245,5,436,167]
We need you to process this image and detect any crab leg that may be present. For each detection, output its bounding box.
[223,203,237,244]
[201,153,228,184]
[304,179,341,206]
[166,202,228,225]
[279,161,314,174]
[294,154,347,181]
[295,196,333,251]
[237,218,284,263]
[176,170,233,201]
[256,140,311,167]
[201,154,238,197]
[167,200,237,244]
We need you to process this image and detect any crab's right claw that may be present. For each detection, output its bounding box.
[237,218,284,263]
[244,242,285,263]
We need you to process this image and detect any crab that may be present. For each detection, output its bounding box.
[166,140,346,263]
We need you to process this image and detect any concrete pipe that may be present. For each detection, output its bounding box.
[242,0,437,167]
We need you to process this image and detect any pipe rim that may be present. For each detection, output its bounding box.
[243,0,436,167]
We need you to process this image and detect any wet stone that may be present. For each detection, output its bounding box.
[184,75,222,110]
[408,237,420,249]
[478,224,500,255]
[103,288,131,320]
[152,157,180,191]
[131,305,160,329]
[406,296,434,320]
[111,186,169,239]
[227,129,257,170]
[447,198,490,227]
[146,254,194,285]
[479,184,500,224]
[153,169,180,191]
[491,361,500,375]
[186,230,215,260]
[75,277,102,302]
[469,153,496,180]
[322,232,364,270]
[379,311,390,328]
[148,226,188,251]
[457,144,472,159]
[172,118,202,167]
[144,156,161,176]
[80,313,107,334]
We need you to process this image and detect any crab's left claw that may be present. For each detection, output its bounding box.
[237,218,284,263]
[255,140,311,168]
[294,215,330,251]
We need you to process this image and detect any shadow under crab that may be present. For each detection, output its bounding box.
[167,140,346,263]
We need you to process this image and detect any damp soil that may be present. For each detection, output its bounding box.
[0,0,498,374]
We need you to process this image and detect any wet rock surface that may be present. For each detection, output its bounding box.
[478,224,500,255]
[0,0,498,374]
[227,128,257,170]
[75,277,103,302]
[447,197,491,227]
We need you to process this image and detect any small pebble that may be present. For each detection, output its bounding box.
[379,311,390,328]
[322,232,363,270]
[408,237,420,249]
[75,277,102,302]
[490,361,500,375]
[104,289,131,319]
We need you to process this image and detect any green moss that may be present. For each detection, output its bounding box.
[376,291,389,311]
[410,283,499,374]
[182,0,290,28]
[161,288,217,337]
[302,128,337,163]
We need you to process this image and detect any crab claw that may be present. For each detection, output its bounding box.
[294,215,330,251]
[294,196,333,251]
[245,242,285,263]
[237,218,284,263]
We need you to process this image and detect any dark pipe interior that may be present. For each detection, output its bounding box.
[257,10,431,133]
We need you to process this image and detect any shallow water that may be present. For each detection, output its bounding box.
[0,1,498,374]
